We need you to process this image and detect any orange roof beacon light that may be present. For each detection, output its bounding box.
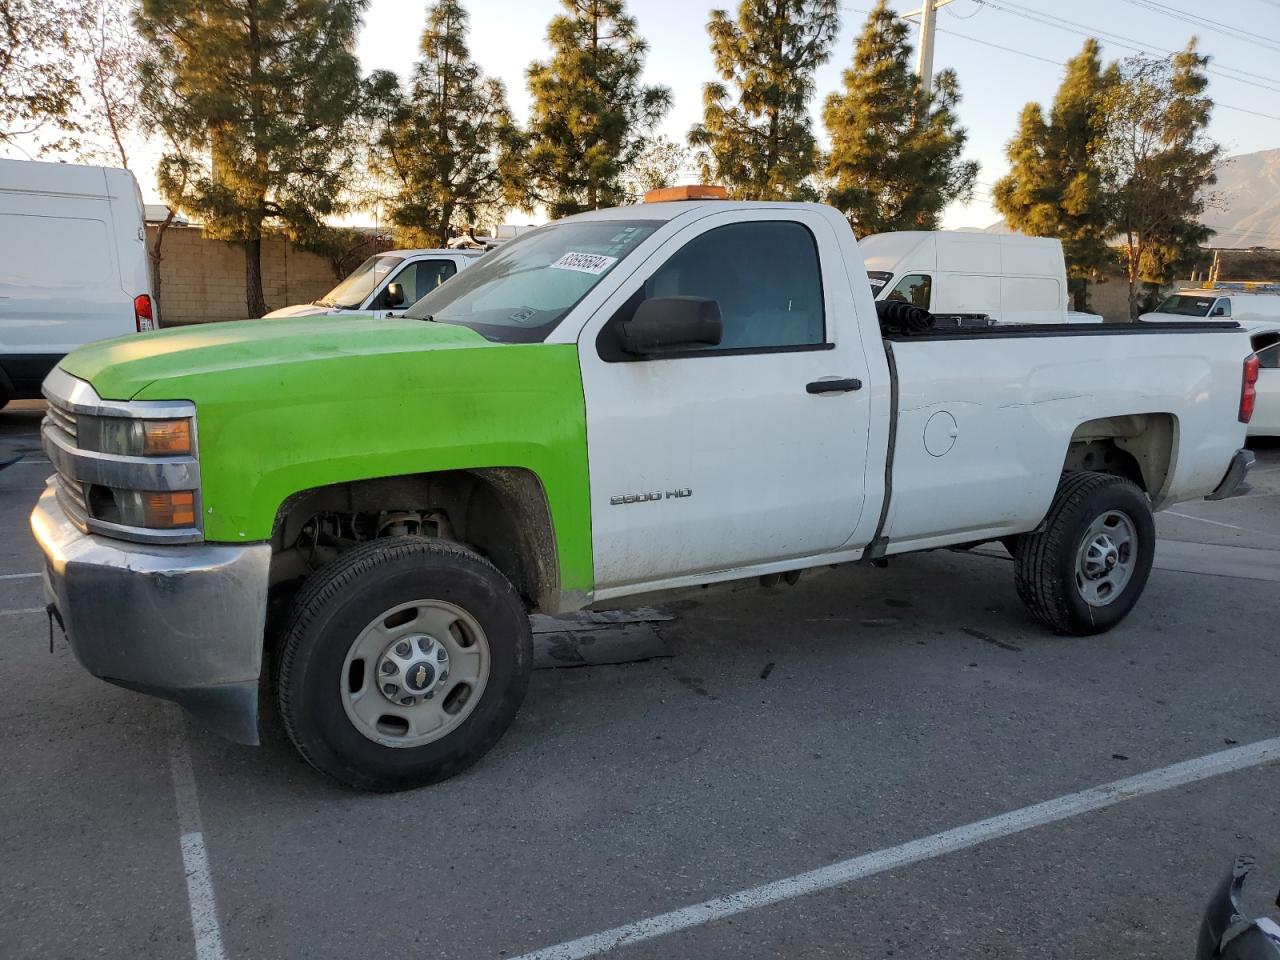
[643,184,729,203]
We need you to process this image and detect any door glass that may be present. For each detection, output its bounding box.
[379,260,458,309]
[886,273,932,309]
[629,220,825,350]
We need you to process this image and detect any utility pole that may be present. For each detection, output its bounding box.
[902,0,953,101]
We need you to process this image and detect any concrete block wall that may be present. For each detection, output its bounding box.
[147,225,341,324]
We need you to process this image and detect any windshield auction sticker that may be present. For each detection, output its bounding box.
[549,251,619,275]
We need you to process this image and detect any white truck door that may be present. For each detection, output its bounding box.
[578,209,873,593]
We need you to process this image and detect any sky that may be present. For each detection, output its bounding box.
[356,0,1280,230]
[34,0,1280,230]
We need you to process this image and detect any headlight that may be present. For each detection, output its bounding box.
[78,415,194,456]
[87,487,197,529]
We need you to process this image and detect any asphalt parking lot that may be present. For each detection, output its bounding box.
[3,397,1280,960]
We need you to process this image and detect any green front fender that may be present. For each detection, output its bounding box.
[132,341,594,600]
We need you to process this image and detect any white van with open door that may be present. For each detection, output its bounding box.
[860,231,1071,324]
[0,158,152,409]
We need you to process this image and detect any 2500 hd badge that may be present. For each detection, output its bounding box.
[610,488,693,505]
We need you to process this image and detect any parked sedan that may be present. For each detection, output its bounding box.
[263,249,482,320]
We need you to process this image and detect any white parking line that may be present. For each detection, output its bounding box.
[510,737,1280,960]
[169,712,227,960]
[1166,511,1280,540]
[6,458,51,465]
[0,607,45,617]
[0,572,41,581]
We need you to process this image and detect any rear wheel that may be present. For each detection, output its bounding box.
[277,536,532,791]
[1011,471,1155,635]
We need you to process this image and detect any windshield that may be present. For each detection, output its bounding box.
[867,271,893,296]
[405,220,661,342]
[1155,294,1216,317]
[316,255,404,309]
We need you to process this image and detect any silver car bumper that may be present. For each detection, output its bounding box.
[30,482,271,744]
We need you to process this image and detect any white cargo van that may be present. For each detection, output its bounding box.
[1139,283,1280,324]
[0,158,152,409]
[860,231,1070,324]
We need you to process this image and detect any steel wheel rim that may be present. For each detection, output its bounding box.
[1074,510,1138,607]
[340,599,491,748]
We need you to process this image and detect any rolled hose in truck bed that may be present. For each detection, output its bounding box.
[875,298,936,335]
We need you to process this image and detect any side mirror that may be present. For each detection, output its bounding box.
[1211,306,1226,317]
[384,282,405,308]
[617,297,722,355]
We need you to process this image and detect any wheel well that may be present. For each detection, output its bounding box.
[1063,414,1177,497]
[268,468,560,612]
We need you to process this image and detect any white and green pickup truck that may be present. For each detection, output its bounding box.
[32,197,1258,790]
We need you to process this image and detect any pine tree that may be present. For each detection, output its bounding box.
[138,0,367,318]
[1098,42,1219,318]
[689,0,839,200]
[994,39,1116,311]
[367,0,521,247]
[525,0,671,218]
[822,1,976,235]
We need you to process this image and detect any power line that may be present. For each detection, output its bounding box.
[1116,0,1280,53]
[1217,101,1280,121]
[930,24,1066,66]
[844,3,1280,120]
[974,0,1280,95]
[931,25,1280,120]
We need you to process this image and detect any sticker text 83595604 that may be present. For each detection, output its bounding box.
[550,251,618,275]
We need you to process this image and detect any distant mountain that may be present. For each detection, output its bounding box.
[1205,148,1280,248]
[977,148,1280,248]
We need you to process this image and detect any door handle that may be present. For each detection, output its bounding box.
[806,378,862,395]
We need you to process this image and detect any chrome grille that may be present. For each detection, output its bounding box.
[42,396,88,530]
[45,397,77,441]
[56,475,90,527]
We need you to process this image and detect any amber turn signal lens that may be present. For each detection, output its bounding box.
[141,419,193,455]
[142,490,196,528]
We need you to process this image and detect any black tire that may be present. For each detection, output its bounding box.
[277,536,532,792]
[1010,471,1155,636]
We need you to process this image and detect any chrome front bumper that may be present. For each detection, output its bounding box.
[30,482,271,744]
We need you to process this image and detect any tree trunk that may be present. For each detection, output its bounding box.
[245,231,267,319]
[148,212,177,326]
[1126,275,1140,320]
[1069,278,1088,313]
[1125,235,1140,320]
[438,201,455,248]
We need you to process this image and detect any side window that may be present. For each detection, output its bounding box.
[887,273,931,309]
[1253,332,1280,369]
[1212,298,1232,318]
[614,220,825,353]
[377,260,458,309]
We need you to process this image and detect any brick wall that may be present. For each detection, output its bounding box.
[147,225,342,325]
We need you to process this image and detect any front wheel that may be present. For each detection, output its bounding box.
[1010,471,1155,635]
[277,536,532,791]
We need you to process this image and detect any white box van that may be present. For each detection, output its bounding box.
[0,159,153,409]
[859,231,1070,324]
[1139,283,1280,324]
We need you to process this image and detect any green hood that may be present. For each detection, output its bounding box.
[60,316,488,399]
